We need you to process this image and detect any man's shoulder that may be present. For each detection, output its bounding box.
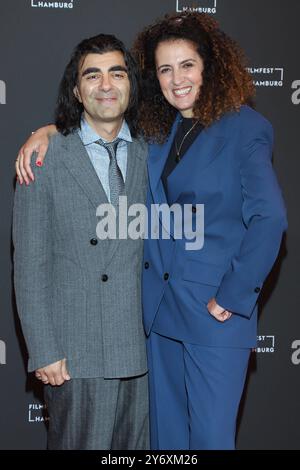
[47,131,81,163]
[50,131,80,151]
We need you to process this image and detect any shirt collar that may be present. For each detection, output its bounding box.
[78,118,132,146]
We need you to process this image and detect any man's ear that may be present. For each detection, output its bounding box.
[73,85,82,103]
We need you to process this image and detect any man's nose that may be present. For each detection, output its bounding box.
[100,74,112,91]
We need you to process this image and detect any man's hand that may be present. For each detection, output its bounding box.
[15,124,57,185]
[207,298,232,322]
[35,358,71,386]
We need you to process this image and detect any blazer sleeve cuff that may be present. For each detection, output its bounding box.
[28,349,66,373]
[215,272,262,319]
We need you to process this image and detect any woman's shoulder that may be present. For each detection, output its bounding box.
[232,105,273,132]
[217,105,273,144]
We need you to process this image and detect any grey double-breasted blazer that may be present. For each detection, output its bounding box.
[13,131,148,379]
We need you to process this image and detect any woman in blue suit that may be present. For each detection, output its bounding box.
[133,12,287,449]
[16,12,287,450]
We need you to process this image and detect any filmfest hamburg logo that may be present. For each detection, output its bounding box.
[31,0,74,8]
[247,67,284,87]
[256,335,275,354]
[0,80,6,105]
[176,0,217,14]
[0,340,6,365]
[28,403,49,423]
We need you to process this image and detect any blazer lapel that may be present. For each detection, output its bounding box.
[147,115,181,238]
[103,137,147,267]
[61,132,108,209]
[60,132,117,268]
[147,115,227,237]
[125,137,147,206]
[147,114,181,200]
[60,133,147,268]
[166,121,226,204]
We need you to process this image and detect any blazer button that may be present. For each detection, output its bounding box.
[164,273,169,281]
[144,262,150,269]
[90,238,98,246]
[102,274,108,282]
[192,206,197,213]
[254,287,261,293]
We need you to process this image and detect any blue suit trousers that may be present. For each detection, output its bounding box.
[147,331,250,450]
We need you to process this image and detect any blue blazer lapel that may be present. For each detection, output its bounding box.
[166,121,226,204]
[147,114,181,238]
[147,115,227,238]
[147,114,181,203]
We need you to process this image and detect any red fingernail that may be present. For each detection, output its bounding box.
[36,161,42,167]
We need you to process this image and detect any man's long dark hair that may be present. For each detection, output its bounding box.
[55,34,140,137]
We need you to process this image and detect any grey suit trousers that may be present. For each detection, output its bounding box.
[44,374,149,450]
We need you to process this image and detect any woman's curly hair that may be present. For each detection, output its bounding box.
[132,12,255,143]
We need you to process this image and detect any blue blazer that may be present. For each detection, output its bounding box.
[143,106,287,348]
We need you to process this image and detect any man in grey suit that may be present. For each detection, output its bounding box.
[13,34,149,450]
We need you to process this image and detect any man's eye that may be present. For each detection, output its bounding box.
[183,62,194,68]
[87,74,100,80]
[112,72,126,79]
